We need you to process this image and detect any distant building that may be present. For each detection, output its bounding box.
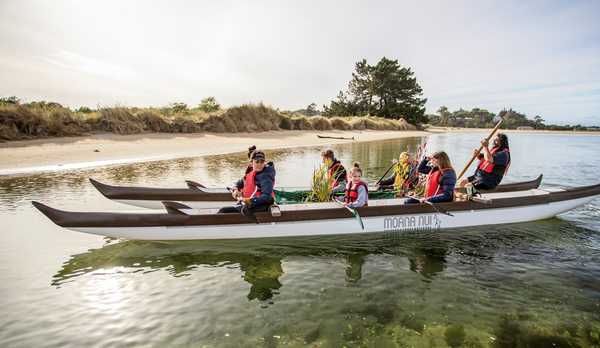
[517,126,534,130]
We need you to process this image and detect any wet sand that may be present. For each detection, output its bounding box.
[0,130,429,175]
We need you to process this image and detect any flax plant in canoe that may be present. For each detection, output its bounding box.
[306,165,335,203]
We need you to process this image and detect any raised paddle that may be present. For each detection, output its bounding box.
[334,199,365,230]
[376,145,412,186]
[457,115,506,180]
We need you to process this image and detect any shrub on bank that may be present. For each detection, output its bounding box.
[310,116,332,130]
[291,116,314,130]
[137,110,171,132]
[0,100,416,141]
[91,107,145,134]
[0,104,88,140]
[172,115,204,133]
[330,117,352,130]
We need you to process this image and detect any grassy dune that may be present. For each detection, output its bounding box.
[0,103,416,141]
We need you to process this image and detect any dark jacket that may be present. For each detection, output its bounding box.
[417,158,456,203]
[236,162,276,206]
[379,173,395,187]
[329,159,347,185]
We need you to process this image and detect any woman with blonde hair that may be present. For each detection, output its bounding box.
[378,151,415,192]
[405,151,456,204]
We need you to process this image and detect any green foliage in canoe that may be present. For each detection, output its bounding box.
[274,188,397,204]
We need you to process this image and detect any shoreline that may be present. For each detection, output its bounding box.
[2,127,597,176]
[426,126,600,136]
[0,130,429,176]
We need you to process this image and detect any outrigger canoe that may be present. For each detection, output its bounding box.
[33,182,599,241]
[89,175,544,209]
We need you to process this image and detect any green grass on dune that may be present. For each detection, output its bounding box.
[0,102,416,141]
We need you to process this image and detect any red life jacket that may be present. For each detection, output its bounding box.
[328,161,345,188]
[478,147,510,176]
[344,180,369,206]
[425,168,444,198]
[242,170,275,199]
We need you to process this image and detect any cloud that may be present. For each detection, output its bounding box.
[0,0,598,124]
[42,51,136,79]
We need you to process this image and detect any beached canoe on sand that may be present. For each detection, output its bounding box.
[89,175,544,209]
[32,182,599,241]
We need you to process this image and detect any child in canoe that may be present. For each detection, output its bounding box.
[344,162,369,208]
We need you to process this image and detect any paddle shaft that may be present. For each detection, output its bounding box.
[457,117,505,180]
[376,163,396,185]
[406,195,454,217]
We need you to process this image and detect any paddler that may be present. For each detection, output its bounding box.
[459,133,510,190]
[377,152,415,193]
[344,162,369,208]
[321,149,347,193]
[231,145,257,200]
[405,151,456,204]
[218,150,276,215]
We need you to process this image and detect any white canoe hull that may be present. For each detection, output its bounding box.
[72,195,595,240]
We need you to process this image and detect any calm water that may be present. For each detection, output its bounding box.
[1,132,599,347]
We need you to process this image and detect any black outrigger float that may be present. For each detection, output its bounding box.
[89,175,544,209]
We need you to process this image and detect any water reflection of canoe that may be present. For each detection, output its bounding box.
[52,236,450,299]
[89,175,544,209]
[33,182,599,241]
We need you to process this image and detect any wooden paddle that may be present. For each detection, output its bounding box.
[457,116,506,180]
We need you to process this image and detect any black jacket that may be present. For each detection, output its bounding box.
[236,162,276,206]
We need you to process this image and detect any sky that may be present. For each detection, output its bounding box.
[1,0,599,125]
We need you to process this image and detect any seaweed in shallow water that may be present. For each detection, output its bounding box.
[445,324,466,348]
[494,315,582,348]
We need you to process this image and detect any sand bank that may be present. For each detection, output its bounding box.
[0,130,429,176]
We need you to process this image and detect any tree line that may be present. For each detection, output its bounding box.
[427,106,596,131]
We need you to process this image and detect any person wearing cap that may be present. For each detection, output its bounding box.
[218,150,276,215]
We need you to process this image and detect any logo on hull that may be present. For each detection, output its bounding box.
[384,214,441,232]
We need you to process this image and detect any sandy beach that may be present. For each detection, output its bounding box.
[0,130,429,175]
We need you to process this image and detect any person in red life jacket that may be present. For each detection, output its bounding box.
[321,149,347,193]
[218,150,276,215]
[459,133,510,190]
[405,151,456,204]
[344,162,369,208]
[231,145,257,200]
